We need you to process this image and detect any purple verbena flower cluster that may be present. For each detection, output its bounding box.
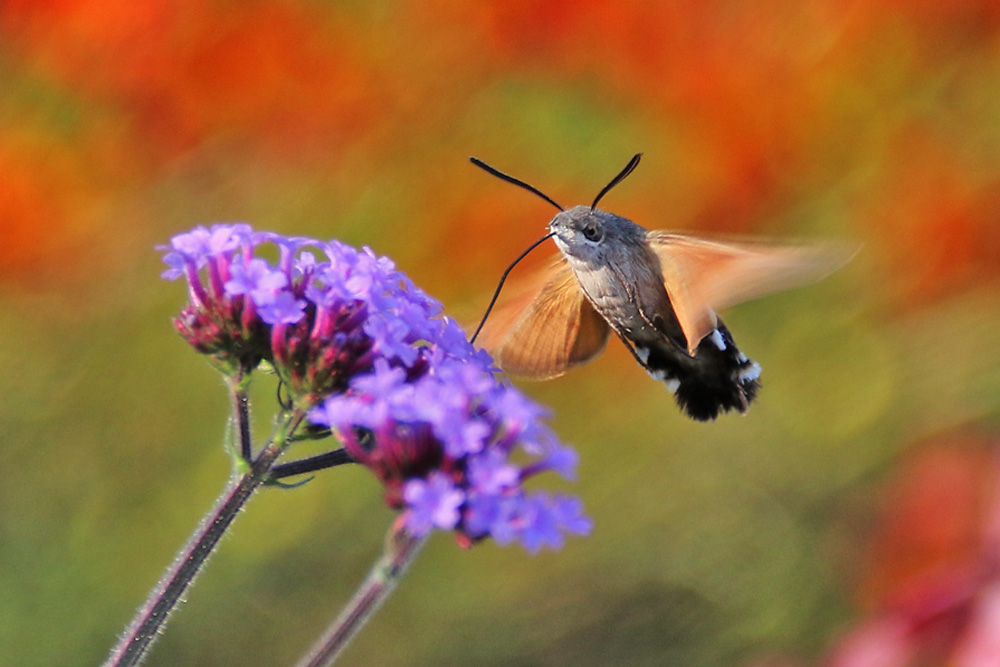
[161,224,271,374]
[160,224,480,402]
[311,355,592,552]
[160,223,591,551]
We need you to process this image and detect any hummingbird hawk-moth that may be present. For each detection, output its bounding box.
[469,154,853,421]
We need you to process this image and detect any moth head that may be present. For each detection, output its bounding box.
[550,205,607,253]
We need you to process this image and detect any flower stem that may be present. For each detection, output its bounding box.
[271,448,354,479]
[230,376,253,462]
[104,408,306,667]
[296,524,428,667]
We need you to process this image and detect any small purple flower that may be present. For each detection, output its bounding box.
[551,495,592,536]
[160,223,269,374]
[467,450,519,495]
[517,495,575,555]
[225,257,286,298]
[162,224,252,272]
[402,472,465,536]
[352,358,407,397]
[225,257,308,325]
[523,443,580,481]
[257,291,308,325]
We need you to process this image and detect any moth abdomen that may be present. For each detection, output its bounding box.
[635,321,761,421]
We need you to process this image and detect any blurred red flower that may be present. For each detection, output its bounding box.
[828,433,1000,667]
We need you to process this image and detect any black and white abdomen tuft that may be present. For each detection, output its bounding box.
[634,321,761,421]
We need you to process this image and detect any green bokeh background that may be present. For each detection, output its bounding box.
[2,2,999,665]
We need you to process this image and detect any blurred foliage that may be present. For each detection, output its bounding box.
[1,1,999,665]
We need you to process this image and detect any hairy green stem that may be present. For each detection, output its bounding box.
[104,407,306,667]
[230,376,253,462]
[296,526,428,667]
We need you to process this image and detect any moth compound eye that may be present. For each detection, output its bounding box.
[582,222,603,243]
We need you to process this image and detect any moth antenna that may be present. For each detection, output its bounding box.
[591,153,643,212]
[469,157,564,212]
[469,232,556,345]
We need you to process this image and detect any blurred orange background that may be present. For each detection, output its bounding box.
[2,1,1000,665]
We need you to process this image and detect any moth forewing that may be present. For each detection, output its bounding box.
[472,264,554,354]
[651,248,719,356]
[647,232,856,353]
[480,260,611,380]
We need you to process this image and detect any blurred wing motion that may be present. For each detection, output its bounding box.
[476,258,611,379]
[648,232,856,355]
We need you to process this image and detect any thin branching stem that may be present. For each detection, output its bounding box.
[296,525,428,667]
[271,448,354,479]
[230,373,253,462]
[104,407,307,667]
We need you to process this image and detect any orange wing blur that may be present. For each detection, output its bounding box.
[649,232,856,355]
[476,258,611,379]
